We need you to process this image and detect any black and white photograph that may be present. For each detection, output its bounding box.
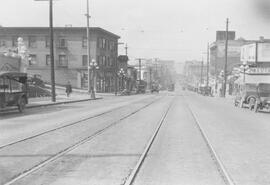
[1,0,270,184]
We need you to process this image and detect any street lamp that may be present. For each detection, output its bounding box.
[88,59,99,99]
[118,68,126,91]
[240,64,249,83]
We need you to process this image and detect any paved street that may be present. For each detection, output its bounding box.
[1,89,270,185]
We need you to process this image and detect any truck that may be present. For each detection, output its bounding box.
[136,80,147,94]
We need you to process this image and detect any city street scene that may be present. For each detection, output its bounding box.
[1,0,270,184]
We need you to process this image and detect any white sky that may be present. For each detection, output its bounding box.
[0,0,270,63]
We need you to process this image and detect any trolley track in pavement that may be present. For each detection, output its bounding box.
[123,98,174,185]
[0,96,162,150]
[1,96,164,185]
[123,93,235,185]
[184,94,235,185]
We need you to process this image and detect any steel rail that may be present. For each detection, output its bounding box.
[123,98,174,185]
[0,96,162,150]
[185,101,235,185]
[3,96,163,185]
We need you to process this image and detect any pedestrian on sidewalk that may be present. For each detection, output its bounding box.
[65,81,72,97]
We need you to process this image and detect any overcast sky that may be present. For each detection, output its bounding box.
[0,0,270,63]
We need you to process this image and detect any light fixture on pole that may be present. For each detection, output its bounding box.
[118,68,125,91]
[240,64,249,83]
[89,58,99,99]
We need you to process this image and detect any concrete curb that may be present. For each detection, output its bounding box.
[0,97,103,113]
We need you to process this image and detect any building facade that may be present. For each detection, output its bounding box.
[210,31,254,77]
[0,27,120,92]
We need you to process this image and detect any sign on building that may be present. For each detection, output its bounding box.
[241,43,270,63]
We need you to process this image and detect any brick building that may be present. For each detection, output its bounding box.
[0,27,120,92]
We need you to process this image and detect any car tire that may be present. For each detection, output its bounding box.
[18,97,26,113]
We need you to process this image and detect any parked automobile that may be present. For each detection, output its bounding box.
[249,83,270,112]
[234,83,270,112]
[168,83,175,91]
[136,80,147,94]
[151,83,159,93]
[198,86,212,96]
[0,72,28,112]
[234,83,257,108]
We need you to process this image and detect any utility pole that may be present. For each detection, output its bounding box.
[206,42,210,88]
[49,0,56,102]
[86,0,92,95]
[200,58,204,84]
[139,59,142,81]
[125,43,128,56]
[223,18,229,97]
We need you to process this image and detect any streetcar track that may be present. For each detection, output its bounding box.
[183,93,235,185]
[0,96,162,150]
[3,96,164,185]
[123,98,174,185]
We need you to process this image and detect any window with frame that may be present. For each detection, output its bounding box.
[82,37,87,48]
[29,54,37,66]
[82,55,88,66]
[102,39,106,49]
[0,36,6,47]
[28,36,37,48]
[59,55,68,67]
[102,56,106,66]
[109,41,115,51]
[58,37,67,48]
[46,55,51,66]
[45,36,50,48]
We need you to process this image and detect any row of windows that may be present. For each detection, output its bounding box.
[97,38,117,51]
[82,55,115,67]
[28,54,68,67]
[0,36,117,51]
[28,54,115,68]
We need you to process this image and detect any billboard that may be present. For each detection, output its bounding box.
[258,43,270,62]
[240,43,256,63]
[241,43,270,63]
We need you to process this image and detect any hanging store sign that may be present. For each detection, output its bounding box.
[247,67,270,75]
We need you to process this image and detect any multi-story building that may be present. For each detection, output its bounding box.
[210,31,254,77]
[0,27,120,92]
[183,60,207,86]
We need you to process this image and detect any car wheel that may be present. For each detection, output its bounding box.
[18,97,26,113]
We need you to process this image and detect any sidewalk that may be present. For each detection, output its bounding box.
[0,90,102,113]
[27,93,101,108]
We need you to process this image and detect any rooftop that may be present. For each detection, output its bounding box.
[0,27,120,39]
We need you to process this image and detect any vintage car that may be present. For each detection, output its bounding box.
[151,83,159,93]
[0,72,28,112]
[234,83,257,108]
[249,83,270,112]
[234,83,270,112]
[198,85,212,96]
[136,80,147,94]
